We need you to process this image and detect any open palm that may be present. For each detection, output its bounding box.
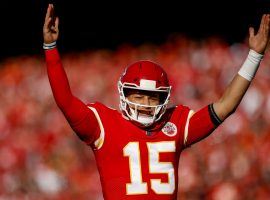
[249,14,270,54]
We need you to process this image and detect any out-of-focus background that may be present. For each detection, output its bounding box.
[1,0,270,199]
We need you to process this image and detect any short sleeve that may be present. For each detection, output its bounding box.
[183,104,222,147]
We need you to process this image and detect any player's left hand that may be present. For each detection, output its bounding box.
[249,14,270,54]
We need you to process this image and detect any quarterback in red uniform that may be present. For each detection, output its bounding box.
[43,4,270,200]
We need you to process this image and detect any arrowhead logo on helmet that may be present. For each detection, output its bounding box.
[118,60,172,127]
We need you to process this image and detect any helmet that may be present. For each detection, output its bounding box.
[118,60,171,127]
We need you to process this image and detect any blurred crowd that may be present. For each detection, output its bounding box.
[0,35,270,200]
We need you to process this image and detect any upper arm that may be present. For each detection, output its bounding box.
[61,96,100,145]
[184,104,222,147]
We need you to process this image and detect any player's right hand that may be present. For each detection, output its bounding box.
[43,4,59,44]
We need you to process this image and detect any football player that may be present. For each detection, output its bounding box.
[43,4,270,200]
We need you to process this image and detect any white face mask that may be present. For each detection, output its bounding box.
[130,109,154,125]
[125,99,162,126]
[118,82,171,127]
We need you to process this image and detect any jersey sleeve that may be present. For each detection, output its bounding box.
[45,48,100,145]
[184,103,223,147]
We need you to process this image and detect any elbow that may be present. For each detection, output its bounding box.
[226,106,237,117]
[229,106,237,115]
[52,91,74,110]
[225,98,241,117]
[54,95,74,113]
[222,103,239,120]
[57,103,68,112]
[214,99,239,121]
[55,99,70,111]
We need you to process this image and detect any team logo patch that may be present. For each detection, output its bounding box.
[162,122,177,137]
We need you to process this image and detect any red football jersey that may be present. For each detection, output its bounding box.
[85,102,209,200]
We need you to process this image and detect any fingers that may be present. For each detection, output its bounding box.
[44,4,51,22]
[249,27,255,38]
[258,14,270,34]
[263,14,268,35]
[43,18,51,34]
[49,16,59,33]
[45,4,53,22]
[255,13,270,39]
[43,4,52,30]
[54,17,59,32]
[264,14,270,37]
[43,4,57,33]
[259,14,270,38]
[258,14,266,34]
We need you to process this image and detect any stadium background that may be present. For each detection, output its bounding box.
[1,0,270,199]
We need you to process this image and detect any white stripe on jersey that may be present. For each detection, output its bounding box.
[88,106,105,150]
[184,110,195,146]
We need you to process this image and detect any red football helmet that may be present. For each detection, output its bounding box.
[118,60,171,127]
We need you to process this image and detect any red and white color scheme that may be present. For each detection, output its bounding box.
[45,48,222,200]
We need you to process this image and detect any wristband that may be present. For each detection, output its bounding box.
[43,41,57,50]
[238,49,264,81]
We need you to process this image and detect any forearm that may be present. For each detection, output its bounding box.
[45,47,87,123]
[213,75,250,120]
[213,50,263,121]
[45,47,74,110]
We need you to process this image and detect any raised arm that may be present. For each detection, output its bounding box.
[184,14,270,147]
[43,4,100,144]
[213,14,270,121]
